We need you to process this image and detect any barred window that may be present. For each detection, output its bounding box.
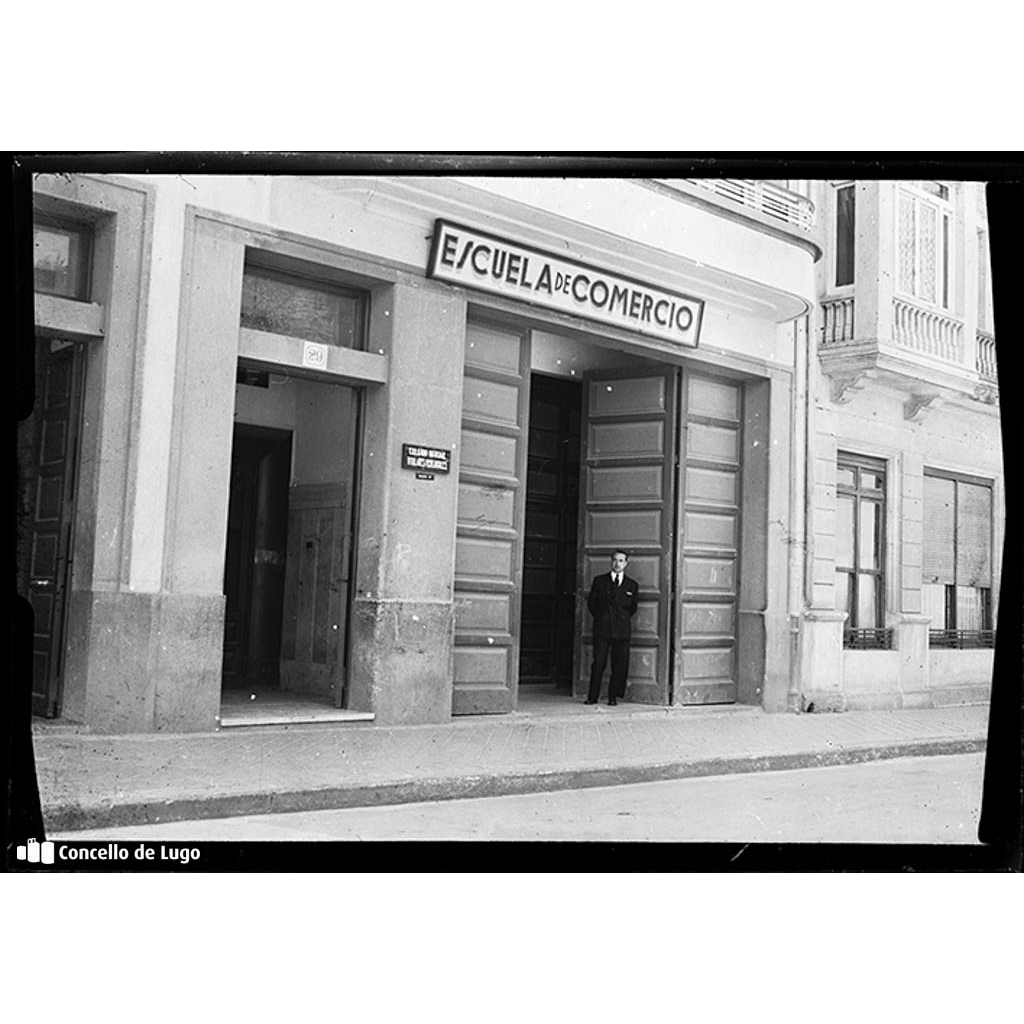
[923,471,994,648]
[836,453,891,649]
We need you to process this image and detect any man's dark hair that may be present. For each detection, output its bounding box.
[612,549,629,560]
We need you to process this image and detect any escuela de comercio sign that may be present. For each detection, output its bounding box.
[427,220,704,348]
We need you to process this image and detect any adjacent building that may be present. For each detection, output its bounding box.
[18,170,1001,733]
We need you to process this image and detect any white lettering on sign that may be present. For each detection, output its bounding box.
[402,443,451,474]
[427,220,704,347]
[302,341,329,369]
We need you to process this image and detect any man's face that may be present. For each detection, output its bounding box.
[611,552,628,574]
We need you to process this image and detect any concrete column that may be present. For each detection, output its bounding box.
[899,452,925,614]
[896,614,931,707]
[854,181,895,344]
[151,217,245,731]
[960,182,980,374]
[795,609,847,712]
[348,279,467,724]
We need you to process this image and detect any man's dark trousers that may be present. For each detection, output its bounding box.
[588,636,630,701]
[586,572,639,702]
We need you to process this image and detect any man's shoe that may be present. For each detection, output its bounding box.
[584,699,597,705]
[608,698,617,706]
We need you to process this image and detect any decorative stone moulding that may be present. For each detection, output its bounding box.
[972,383,999,406]
[903,393,943,422]
[828,370,868,404]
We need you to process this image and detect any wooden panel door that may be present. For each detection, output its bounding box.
[20,340,85,717]
[577,367,679,705]
[453,322,531,714]
[675,372,741,704]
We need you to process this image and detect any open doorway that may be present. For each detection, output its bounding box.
[519,373,582,694]
[221,368,363,726]
[222,425,291,690]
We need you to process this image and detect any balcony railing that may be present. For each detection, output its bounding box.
[678,179,816,231]
[976,330,997,381]
[929,629,995,649]
[844,628,894,650]
[892,298,964,365]
[821,297,855,346]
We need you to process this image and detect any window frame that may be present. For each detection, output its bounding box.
[33,213,94,301]
[895,181,953,312]
[923,467,995,647]
[240,259,369,351]
[836,451,889,648]
[832,181,856,290]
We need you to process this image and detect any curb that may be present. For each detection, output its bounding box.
[44,736,986,834]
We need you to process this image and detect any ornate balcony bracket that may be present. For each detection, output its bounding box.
[972,383,999,406]
[829,370,869,404]
[903,394,944,422]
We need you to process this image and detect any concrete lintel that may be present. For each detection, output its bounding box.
[35,294,105,340]
[239,327,389,385]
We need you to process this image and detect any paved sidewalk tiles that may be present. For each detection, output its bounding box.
[31,703,989,833]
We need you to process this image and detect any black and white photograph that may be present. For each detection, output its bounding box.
[9,155,1020,868]
[5,7,1023,1017]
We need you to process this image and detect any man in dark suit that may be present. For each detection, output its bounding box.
[585,550,639,706]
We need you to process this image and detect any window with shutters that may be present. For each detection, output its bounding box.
[836,453,891,649]
[896,182,952,310]
[922,471,994,648]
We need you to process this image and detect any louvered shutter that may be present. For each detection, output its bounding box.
[956,482,992,587]
[923,475,955,584]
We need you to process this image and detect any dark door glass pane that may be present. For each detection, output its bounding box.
[835,186,855,287]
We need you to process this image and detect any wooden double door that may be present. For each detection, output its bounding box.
[453,321,743,714]
[17,339,86,718]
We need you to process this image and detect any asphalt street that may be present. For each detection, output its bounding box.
[54,752,986,843]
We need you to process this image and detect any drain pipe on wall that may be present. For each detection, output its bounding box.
[787,313,810,709]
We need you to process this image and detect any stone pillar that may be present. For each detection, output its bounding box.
[795,345,847,712]
[153,216,245,731]
[796,609,847,712]
[348,280,466,724]
[960,182,981,375]
[899,453,925,615]
[854,181,895,345]
[896,614,932,708]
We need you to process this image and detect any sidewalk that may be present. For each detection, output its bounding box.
[33,698,989,833]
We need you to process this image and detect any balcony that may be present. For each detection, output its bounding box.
[819,296,999,411]
[650,178,818,249]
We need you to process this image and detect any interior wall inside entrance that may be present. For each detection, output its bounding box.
[521,331,664,695]
[228,370,359,704]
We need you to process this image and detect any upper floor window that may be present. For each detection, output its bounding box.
[240,264,366,349]
[923,471,995,648]
[836,452,891,648]
[33,217,92,300]
[977,228,992,333]
[896,182,951,309]
[834,183,855,288]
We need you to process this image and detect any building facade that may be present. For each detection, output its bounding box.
[19,171,1001,733]
[802,178,1002,711]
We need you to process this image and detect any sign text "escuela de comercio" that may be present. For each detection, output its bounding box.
[427,221,703,348]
